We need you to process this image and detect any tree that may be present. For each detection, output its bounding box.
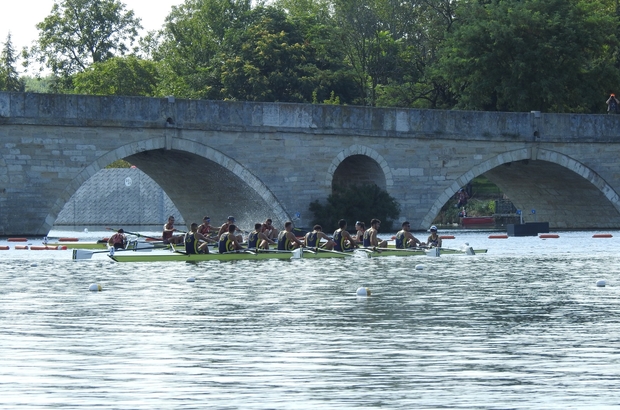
[309,184,400,232]
[31,0,142,79]
[437,0,619,112]
[0,33,24,92]
[154,0,253,99]
[73,56,159,96]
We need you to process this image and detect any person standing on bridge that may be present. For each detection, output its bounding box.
[607,94,620,114]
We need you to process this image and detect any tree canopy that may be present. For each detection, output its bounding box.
[17,0,620,114]
[30,0,142,79]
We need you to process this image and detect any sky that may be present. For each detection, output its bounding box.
[1,0,185,55]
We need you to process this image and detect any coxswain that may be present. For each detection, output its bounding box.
[427,225,443,248]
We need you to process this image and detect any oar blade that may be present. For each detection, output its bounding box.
[72,249,95,260]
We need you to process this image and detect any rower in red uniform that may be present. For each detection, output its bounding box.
[163,215,184,245]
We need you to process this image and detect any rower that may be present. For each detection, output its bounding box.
[362,218,388,249]
[247,223,275,249]
[427,225,442,248]
[333,219,357,252]
[395,221,423,249]
[184,223,212,254]
[217,216,243,243]
[163,215,184,245]
[277,221,303,250]
[107,229,127,250]
[218,224,244,253]
[304,225,334,250]
[262,218,279,241]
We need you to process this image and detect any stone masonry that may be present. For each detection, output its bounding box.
[2,91,620,235]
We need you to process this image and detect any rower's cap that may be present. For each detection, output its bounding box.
[118,229,124,233]
[228,216,235,222]
[430,225,437,231]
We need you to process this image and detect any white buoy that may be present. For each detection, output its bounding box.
[596,280,606,287]
[84,228,89,233]
[356,287,371,296]
[415,264,424,270]
[187,277,196,282]
[89,283,102,291]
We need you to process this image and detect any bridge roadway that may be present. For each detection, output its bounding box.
[1,91,620,236]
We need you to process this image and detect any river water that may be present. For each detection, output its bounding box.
[1,230,619,408]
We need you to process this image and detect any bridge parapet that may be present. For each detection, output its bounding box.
[5,92,616,142]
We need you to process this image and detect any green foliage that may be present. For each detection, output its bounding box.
[73,56,159,96]
[0,34,24,92]
[309,184,400,232]
[23,76,54,93]
[105,159,132,168]
[437,0,619,113]
[30,0,142,79]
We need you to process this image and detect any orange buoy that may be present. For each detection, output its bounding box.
[489,234,508,239]
[58,237,79,242]
[539,234,559,239]
[0,245,9,250]
[14,245,29,250]
[593,233,613,238]
[440,235,455,240]
[8,238,27,242]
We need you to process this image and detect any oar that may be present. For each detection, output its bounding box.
[72,245,154,260]
[105,227,162,241]
[316,248,356,257]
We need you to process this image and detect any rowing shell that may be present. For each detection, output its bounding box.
[107,246,484,262]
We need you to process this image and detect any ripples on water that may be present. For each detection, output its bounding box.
[1,231,620,408]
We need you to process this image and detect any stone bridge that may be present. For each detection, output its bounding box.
[1,91,620,236]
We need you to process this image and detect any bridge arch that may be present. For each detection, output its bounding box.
[422,148,620,229]
[326,144,394,190]
[47,137,290,233]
